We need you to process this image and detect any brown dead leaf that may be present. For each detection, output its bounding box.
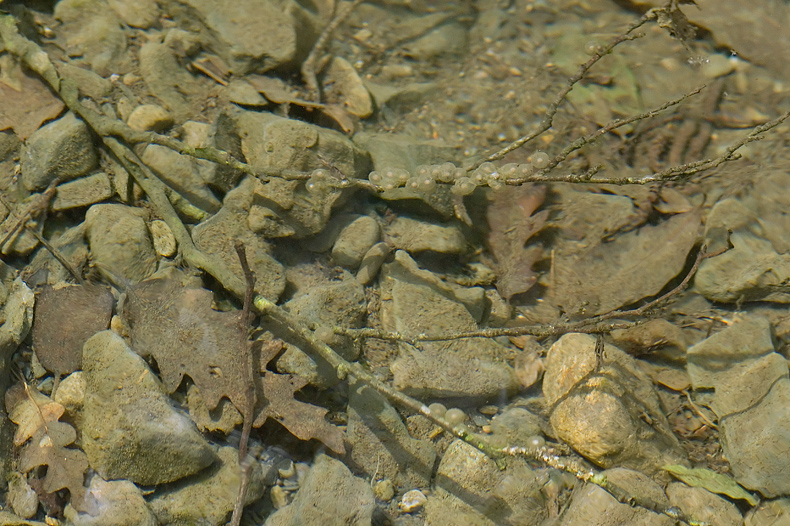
[19,425,89,511]
[254,372,345,454]
[246,75,317,106]
[253,344,345,455]
[10,393,64,446]
[9,385,89,512]
[0,57,65,140]
[33,284,114,376]
[245,74,356,133]
[486,185,549,301]
[122,276,346,453]
[552,209,702,316]
[122,276,250,412]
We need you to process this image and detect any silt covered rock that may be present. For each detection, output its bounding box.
[85,204,158,284]
[265,454,375,526]
[20,112,98,192]
[688,315,790,497]
[149,446,272,526]
[81,331,217,485]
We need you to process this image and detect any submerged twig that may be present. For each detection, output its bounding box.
[233,241,257,462]
[502,443,708,526]
[471,17,649,170]
[229,242,257,526]
[0,183,84,283]
[251,293,506,463]
[301,0,365,102]
[504,85,707,185]
[0,8,772,524]
[0,1,507,473]
[338,243,722,343]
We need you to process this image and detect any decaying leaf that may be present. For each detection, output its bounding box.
[8,384,89,512]
[486,185,549,302]
[0,56,65,140]
[32,284,114,376]
[122,276,250,413]
[664,464,758,506]
[552,209,701,316]
[245,74,357,133]
[254,342,345,455]
[122,275,345,454]
[9,386,64,446]
[18,426,89,511]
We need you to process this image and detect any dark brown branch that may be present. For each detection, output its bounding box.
[505,85,706,185]
[229,242,257,526]
[301,0,365,102]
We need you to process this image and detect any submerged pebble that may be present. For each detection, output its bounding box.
[399,489,427,513]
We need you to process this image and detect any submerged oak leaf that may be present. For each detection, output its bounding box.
[253,341,345,454]
[121,275,250,413]
[486,185,548,301]
[18,426,89,508]
[9,386,89,511]
[122,275,345,453]
[0,60,65,139]
[9,386,64,446]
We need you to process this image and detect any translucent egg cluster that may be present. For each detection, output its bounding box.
[365,152,551,196]
[305,168,331,194]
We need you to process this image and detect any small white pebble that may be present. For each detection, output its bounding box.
[399,489,427,513]
[149,220,177,258]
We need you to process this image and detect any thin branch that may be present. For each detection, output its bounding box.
[229,242,257,526]
[0,183,83,282]
[0,7,508,474]
[505,85,707,185]
[252,293,507,464]
[471,16,651,170]
[301,0,365,102]
[338,243,722,344]
[503,442,708,526]
[0,11,768,524]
